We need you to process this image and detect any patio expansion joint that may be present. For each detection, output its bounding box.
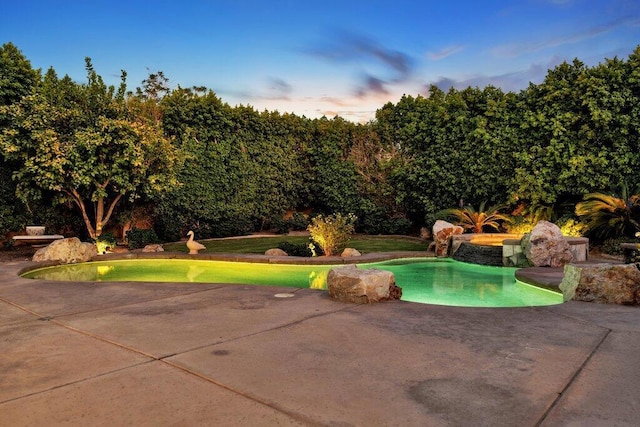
[540,304,619,333]
[157,302,356,359]
[38,304,345,425]
[0,360,155,406]
[37,293,354,366]
[158,357,325,426]
[534,327,612,426]
[0,296,49,321]
[34,302,340,426]
[149,303,393,426]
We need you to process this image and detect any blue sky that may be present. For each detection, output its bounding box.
[2,0,639,122]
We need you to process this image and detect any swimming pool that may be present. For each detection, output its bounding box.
[22,258,562,308]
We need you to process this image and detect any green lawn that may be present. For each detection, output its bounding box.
[163,235,428,254]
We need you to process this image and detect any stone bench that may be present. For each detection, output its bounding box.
[12,235,65,246]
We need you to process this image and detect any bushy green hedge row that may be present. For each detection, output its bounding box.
[2,42,640,243]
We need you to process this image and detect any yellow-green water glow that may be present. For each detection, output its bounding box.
[22,258,562,308]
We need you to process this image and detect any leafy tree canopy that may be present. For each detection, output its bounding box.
[0,42,39,107]
[0,57,181,238]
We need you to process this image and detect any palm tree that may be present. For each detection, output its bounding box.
[439,201,509,233]
[575,189,640,239]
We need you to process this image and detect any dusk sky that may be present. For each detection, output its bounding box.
[2,0,639,122]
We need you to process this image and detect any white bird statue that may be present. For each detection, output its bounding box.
[186,230,206,254]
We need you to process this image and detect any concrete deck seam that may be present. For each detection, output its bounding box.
[534,328,611,426]
[0,360,155,405]
[0,296,50,321]
[39,292,352,364]
[0,296,158,363]
[159,358,324,426]
[48,318,162,360]
[153,303,356,358]
[209,303,355,344]
[539,305,616,333]
[25,299,333,425]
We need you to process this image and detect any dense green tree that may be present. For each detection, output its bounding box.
[157,89,309,238]
[305,116,362,214]
[156,89,408,238]
[0,42,41,237]
[379,86,520,225]
[147,88,236,238]
[3,42,640,242]
[347,123,406,233]
[0,42,39,107]
[513,52,640,205]
[0,58,180,239]
[230,107,309,227]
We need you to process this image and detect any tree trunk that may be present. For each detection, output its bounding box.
[69,189,96,239]
[68,189,123,239]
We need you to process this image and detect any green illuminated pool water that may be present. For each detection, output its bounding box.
[22,258,562,308]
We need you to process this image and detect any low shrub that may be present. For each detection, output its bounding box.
[127,228,160,249]
[557,217,588,237]
[503,216,536,234]
[308,213,357,256]
[385,217,412,235]
[94,232,117,254]
[276,241,322,257]
[216,214,254,237]
[600,237,638,255]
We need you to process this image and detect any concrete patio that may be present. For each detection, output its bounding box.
[0,258,638,426]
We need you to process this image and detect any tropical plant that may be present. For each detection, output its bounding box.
[439,202,508,233]
[575,189,640,239]
[307,213,357,256]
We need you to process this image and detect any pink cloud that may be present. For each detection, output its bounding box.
[427,45,465,60]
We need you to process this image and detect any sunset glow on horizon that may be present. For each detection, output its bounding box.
[2,0,639,122]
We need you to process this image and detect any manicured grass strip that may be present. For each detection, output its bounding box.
[163,235,427,254]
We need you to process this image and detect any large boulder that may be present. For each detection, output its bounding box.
[525,221,573,267]
[327,265,402,303]
[432,220,464,257]
[32,237,97,264]
[559,263,640,305]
